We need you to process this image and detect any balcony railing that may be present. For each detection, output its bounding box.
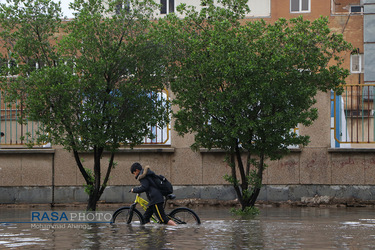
[0,93,170,147]
[0,99,42,146]
[331,84,375,147]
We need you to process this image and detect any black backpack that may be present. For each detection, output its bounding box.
[151,174,173,196]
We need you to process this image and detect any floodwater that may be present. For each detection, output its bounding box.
[1,206,375,249]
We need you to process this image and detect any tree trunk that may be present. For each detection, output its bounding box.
[233,150,266,211]
[87,191,100,211]
[247,153,265,208]
[72,147,113,211]
[248,187,261,207]
[229,152,245,207]
[86,174,101,211]
[227,148,267,211]
[84,146,104,211]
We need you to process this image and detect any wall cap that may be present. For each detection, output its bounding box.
[0,149,55,154]
[328,148,375,153]
[115,147,175,153]
[199,148,302,153]
[0,147,175,154]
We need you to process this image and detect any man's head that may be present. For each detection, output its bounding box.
[130,162,142,176]
[0,132,4,137]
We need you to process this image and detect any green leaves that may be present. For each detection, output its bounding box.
[0,0,170,153]
[154,1,352,209]
[0,0,61,65]
[157,10,351,157]
[0,0,172,211]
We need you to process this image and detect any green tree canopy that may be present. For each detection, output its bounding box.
[0,0,170,211]
[154,0,352,211]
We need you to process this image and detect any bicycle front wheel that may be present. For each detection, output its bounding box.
[168,207,201,225]
[111,206,145,225]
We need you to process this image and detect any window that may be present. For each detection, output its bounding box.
[160,0,174,14]
[144,92,170,145]
[115,0,130,14]
[290,0,310,13]
[0,58,18,76]
[350,54,363,73]
[331,85,375,149]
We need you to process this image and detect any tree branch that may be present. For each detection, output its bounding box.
[72,149,91,185]
[99,152,115,196]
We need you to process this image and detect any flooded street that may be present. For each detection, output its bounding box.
[1,206,375,249]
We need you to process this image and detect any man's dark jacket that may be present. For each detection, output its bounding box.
[132,166,164,206]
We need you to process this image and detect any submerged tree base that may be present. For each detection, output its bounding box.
[230,206,260,217]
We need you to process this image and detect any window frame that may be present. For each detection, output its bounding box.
[290,0,311,13]
[350,53,363,74]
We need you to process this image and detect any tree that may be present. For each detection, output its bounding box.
[154,0,352,212]
[0,0,170,211]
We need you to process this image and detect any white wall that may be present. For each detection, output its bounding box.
[154,0,270,18]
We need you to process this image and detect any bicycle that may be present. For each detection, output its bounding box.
[111,193,201,225]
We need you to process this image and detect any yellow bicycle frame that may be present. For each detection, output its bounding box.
[134,194,160,223]
[135,194,149,210]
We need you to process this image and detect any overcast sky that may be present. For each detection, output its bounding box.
[0,0,75,18]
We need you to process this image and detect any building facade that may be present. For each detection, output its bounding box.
[1,0,375,204]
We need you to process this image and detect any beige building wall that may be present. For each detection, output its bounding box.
[1,0,374,203]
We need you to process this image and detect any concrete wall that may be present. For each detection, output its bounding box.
[2,139,375,204]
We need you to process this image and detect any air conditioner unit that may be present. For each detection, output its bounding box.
[350,5,363,14]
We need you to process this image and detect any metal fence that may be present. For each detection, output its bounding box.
[0,96,42,146]
[331,84,375,146]
[0,93,170,147]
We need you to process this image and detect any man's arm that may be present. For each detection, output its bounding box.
[132,178,150,193]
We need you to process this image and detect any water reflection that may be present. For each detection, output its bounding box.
[1,206,375,249]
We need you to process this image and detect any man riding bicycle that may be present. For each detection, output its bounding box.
[130,162,176,226]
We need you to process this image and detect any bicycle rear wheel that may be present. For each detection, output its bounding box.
[168,207,201,225]
[111,206,145,225]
